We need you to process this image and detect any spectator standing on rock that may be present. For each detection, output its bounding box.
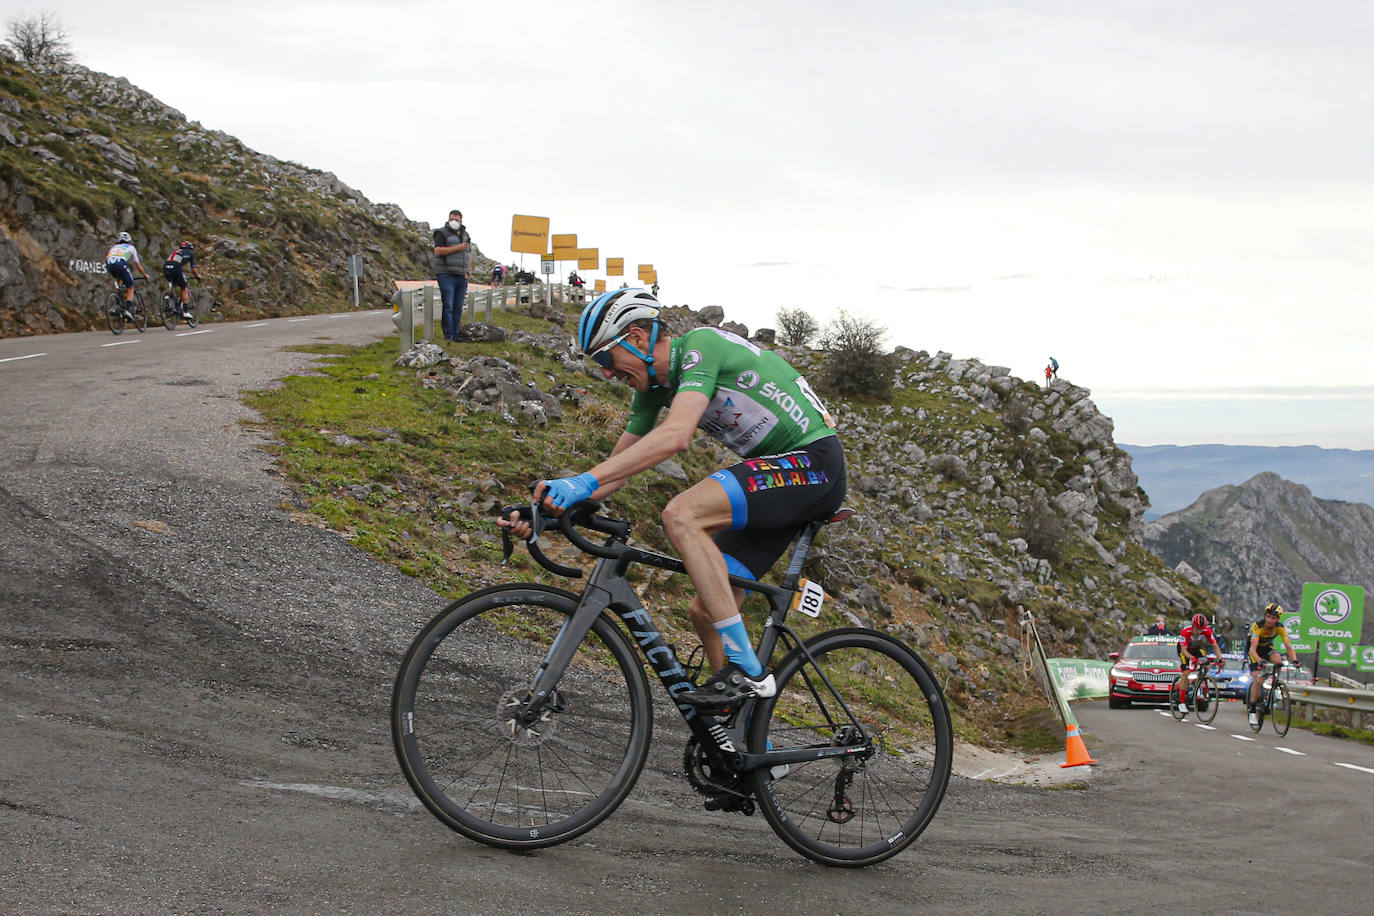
[1043,363,1053,388]
[1049,356,1059,378]
[651,281,659,297]
[432,209,471,342]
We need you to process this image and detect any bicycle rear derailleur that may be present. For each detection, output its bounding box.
[683,738,754,816]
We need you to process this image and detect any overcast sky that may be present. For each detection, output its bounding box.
[25,0,1374,448]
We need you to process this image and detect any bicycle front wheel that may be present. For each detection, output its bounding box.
[162,294,177,330]
[392,583,652,850]
[749,628,953,867]
[1271,682,1292,736]
[1193,676,1218,725]
[185,305,199,328]
[106,294,124,335]
[131,294,147,332]
[1171,675,1188,721]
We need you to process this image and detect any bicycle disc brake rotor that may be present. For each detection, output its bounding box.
[497,687,561,747]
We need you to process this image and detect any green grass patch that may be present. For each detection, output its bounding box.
[1291,717,1374,746]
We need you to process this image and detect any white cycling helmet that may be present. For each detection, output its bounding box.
[117,231,132,243]
[577,288,660,355]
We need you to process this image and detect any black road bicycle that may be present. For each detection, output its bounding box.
[104,278,147,335]
[1170,656,1221,725]
[158,281,200,330]
[1248,660,1293,736]
[391,502,953,867]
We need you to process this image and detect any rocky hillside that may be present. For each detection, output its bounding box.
[1144,472,1374,640]
[0,52,498,336]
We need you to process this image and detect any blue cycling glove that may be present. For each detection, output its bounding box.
[542,472,599,509]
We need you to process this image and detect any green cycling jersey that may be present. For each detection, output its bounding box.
[625,327,836,458]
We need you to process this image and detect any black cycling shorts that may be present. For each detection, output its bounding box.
[163,263,187,288]
[708,434,846,580]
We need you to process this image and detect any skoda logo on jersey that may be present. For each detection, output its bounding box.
[735,370,760,390]
[682,350,702,372]
[1313,588,1352,624]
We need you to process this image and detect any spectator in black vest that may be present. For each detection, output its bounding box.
[1146,614,1171,636]
[432,209,471,342]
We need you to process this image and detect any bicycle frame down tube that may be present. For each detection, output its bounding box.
[600,575,703,722]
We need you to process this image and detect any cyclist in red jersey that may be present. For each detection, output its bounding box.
[1175,613,1222,713]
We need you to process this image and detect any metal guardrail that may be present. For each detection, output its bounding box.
[1285,684,1374,714]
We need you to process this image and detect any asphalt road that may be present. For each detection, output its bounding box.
[2,314,1372,914]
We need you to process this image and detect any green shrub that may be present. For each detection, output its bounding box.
[818,311,894,400]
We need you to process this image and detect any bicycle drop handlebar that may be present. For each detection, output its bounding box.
[497,500,632,578]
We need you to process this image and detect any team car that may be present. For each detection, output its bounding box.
[1215,653,1250,700]
[1107,635,1183,708]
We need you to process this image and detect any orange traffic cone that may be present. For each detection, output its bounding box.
[1060,722,1098,768]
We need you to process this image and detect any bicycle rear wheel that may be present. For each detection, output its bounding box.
[1270,682,1292,736]
[162,294,177,330]
[106,293,124,335]
[1192,676,1218,724]
[392,583,652,850]
[749,628,953,867]
[1170,675,1188,720]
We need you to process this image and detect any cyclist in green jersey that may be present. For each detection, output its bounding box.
[502,289,847,707]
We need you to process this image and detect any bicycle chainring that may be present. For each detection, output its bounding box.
[683,738,750,802]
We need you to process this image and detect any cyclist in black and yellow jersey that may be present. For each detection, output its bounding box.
[1247,603,1298,727]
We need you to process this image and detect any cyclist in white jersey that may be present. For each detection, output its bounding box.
[104,231,150,313]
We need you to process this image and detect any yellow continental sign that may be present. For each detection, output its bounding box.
[637,263,653,279]
[551,233,577,253]
[594,279,606,292]
[606,258,624,276]
[510,214,550,255]
[578,248,599,270]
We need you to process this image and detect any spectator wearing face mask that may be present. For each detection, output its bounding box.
[432,209,471,342]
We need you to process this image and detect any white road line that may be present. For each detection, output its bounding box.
[101,339,142,348]
[1195,724,1218,731]
[287,317,311,322]
[0,352,45,363]
[246,323,268,328]
[1334,762,1374,775]
[176,329,213,337]
[326,314,350,320]
[1274,747,1306,756]
[1231,734,1257,742]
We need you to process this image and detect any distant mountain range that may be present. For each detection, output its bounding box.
[1122,444,1374,519]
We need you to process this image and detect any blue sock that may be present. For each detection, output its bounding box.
[715,614,762,677]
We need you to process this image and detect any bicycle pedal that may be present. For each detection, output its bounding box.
[702,794,754,816]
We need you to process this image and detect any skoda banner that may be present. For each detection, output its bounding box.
[1282,612,1314,652]
[1356,645,1374,674]
[1299,582,1365,644]
[1319,640,1355,667]
[1044,659,1112,700]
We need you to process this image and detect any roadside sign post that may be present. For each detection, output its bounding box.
[348,253,363,309]
[541,255,555,309]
